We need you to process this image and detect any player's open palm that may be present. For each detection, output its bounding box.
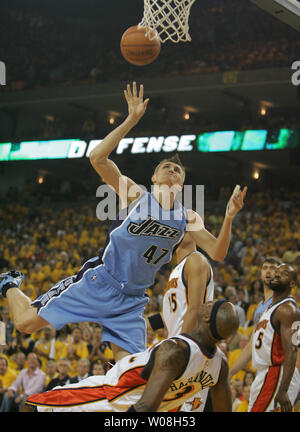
[226,185,247,219]
[124,82,149,123]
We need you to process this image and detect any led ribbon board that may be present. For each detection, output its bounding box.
[0,129,298,161]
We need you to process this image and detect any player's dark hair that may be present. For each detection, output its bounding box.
[154,154,186,181]
[262,256,282,266]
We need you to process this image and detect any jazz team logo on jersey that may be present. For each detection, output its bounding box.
[127,216,181,239]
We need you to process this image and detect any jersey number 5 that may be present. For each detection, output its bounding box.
[168,293,177,313]
[143,245,169,265]
[255,331,264,350]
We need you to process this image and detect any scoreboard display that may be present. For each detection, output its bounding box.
[0,129,298,161]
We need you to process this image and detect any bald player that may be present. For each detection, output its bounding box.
[249,263,300,412]
[162,232,214,412]
[229,256,281,380]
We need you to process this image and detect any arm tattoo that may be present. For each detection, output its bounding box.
[135,400,152,411]
[155,340,189,378]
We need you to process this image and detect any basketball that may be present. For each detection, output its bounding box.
[120,25,161,66]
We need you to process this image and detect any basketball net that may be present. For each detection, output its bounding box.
[138,0,196,43]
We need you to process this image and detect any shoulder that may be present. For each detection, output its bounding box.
[185,251,209,269]
[184,252,210,277]
[156,338,190,366]
[119,176,146,206]
[274,299,299,321]
[271,299,300,332]
[158,338,189,355]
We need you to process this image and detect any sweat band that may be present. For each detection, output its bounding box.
[2,282,18,298]
[148,313,165,331]
[209,299,229,341]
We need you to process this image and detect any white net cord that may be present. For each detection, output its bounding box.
[138,0,196,43]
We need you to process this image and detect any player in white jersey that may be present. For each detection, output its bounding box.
[229,256,281,380]
[24,299,239,412]
[162,232,214,412]
[163,233,214,337]
[248,263,300,412]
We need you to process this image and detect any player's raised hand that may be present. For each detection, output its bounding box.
[124,82,149,124]
[226,185,247,219]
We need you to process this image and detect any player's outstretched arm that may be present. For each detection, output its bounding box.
[187,185,247,262]
[210,357,232,411]
[131,339,189,412]
[228,334,253,380]
[89,82,149,201]
[181,253,210,334]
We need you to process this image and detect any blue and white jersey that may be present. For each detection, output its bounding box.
[98,192,187,296]
[253,297,273,327]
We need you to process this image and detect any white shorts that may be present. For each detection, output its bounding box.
[248,366,300,412]
[26,375,143,412]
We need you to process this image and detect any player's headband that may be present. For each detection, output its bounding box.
[209,299,229,341]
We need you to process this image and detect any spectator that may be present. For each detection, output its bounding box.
[0,249,9,272]
[0,306,14,346]
[66,326,89,378]
[236,287,249,315]
[0,357,17,406]
[246,292,264,324]
[0,352,45,412]
[70,358,90,383]
[282,242,300,264]
[231,379,245,410]
[53,325,69,361]
[236,385,251,412]
[243,371,255,387]
[6,331,35,358]
[33,326,56,373]
[231,382,242,412]
[249,279,264,299]
[45,358,71,391]
[224,286,246,327]
[45,360,58,387]
[238,238,257,269]
[8,352,26,376]
[87,325,112,366]
[91,360,105,376]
